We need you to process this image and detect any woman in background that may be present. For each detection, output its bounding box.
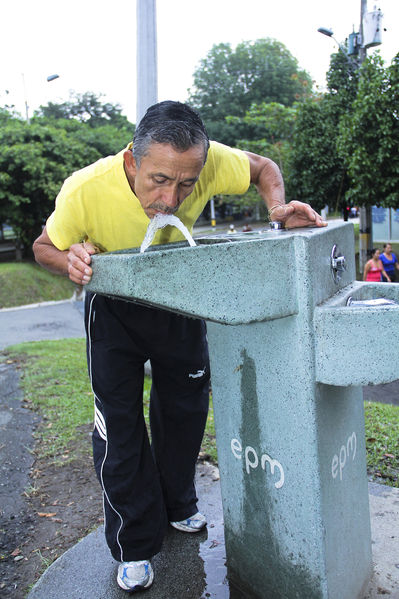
[363,248,391,282]
[379,243,399,282]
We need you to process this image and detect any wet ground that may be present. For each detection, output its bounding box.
[26,462,251,599]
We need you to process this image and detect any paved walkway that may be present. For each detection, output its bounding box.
[26,467,399,599]
[0,298,85,350]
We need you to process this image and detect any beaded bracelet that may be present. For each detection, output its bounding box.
[267,204,287,219]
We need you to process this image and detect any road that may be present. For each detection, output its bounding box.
[0,299,85,350]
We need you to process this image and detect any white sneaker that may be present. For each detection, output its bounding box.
[170,511,207,533]
[117,560,154,592]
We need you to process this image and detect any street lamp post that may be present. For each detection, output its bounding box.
[20,73,60,124]
[317,27,346,53]
[317,27,360,66]
[357,0,372,276]
[318,0,373,275]
[136,0,158,124]
[21,73,30,124]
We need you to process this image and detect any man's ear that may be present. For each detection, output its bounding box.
[123,150,137,177]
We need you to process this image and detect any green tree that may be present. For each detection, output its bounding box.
[222,102,296,212]
[0,92,134,257]
[0,115,102,256]
[288,51,359,211]
[227,102,296,145]
[33,115,133,157]
[189,39,312,144]
[36,91,133,131]
[337,53,399,208]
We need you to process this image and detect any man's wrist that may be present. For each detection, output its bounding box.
[267,204,287,220]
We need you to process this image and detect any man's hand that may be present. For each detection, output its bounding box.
[67,242,99,285]
[245,152,327,230]
[269,201,327,229]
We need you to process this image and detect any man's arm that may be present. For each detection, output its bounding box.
[33,227,97,285]
[244,151,327,229]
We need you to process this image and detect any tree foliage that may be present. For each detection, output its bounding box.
[288,51,359,211]
[326,49,360,98]
[35,91,133,131]
[286,96,345,211]
[0,116,100,254]
[189,39,312,144]
[337,53,399,208]
[223,102,295,209]
[0,94,134,256]
[226,102,296,146]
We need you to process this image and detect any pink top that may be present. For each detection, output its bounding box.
[366,263,383,282]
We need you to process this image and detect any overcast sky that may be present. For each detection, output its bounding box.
[1,0,397,124]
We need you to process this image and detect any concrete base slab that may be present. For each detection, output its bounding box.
[364,483,399,599]
[27,464,399,599]
[27,462,242,599]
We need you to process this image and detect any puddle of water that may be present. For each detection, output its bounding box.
[199,519,230,598]
[195,466,248,599]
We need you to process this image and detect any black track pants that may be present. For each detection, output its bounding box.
[85,293,210,562]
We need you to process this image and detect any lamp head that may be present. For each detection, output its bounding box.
[317,27,334,37]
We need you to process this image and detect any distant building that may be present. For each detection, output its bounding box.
[372,207,399,242]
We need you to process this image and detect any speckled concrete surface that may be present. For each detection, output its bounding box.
[27,464,399,599]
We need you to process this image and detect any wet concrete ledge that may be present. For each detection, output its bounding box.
[27,463,399,599]
[27,462,236,599]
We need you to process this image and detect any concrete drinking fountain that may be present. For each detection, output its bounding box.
[87,221,399,599]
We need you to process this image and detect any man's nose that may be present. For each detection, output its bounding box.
[162,186,179,208]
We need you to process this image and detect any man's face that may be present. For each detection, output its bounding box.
[124,143,206,219]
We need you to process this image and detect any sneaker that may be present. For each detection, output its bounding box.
[170,511,207,533]
[117,560,154,592]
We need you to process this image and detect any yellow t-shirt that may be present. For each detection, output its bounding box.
[46,140,250,252]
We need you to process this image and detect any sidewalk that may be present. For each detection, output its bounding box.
[27,464,399,599]
[0,298,85,350]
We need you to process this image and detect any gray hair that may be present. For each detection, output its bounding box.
[132,101,209,167]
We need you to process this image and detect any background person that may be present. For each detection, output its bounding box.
[379,243,399,282]
[32,100,326,593]
[363,248,391,282]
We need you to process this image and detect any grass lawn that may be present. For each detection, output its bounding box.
[0,262,75,309]
[364,401,399,486]
[3,339,217,465]
[3,339,396,486]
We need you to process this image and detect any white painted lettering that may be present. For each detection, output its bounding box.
[231,438,242,460]
[261,454,285,489]
[347,432,357,460]
[339,445,347,480]
[245,446,259,474]
[331,431,358,481]
[230,437,285,489]
[331,454,339,479]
